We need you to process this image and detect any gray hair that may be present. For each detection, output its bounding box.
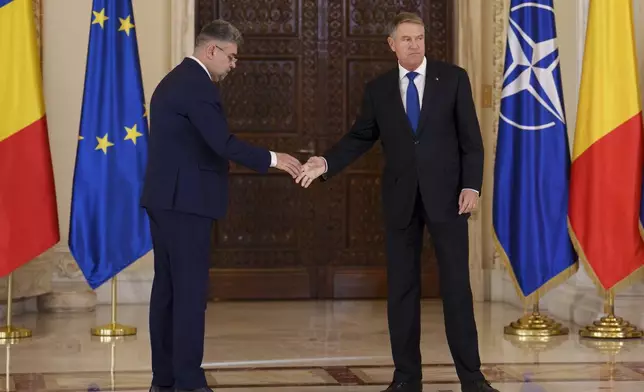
[387,12,425,38]
[196,19,243,47]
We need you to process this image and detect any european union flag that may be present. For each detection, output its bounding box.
[492,0,577,303]
[69,0,151,289]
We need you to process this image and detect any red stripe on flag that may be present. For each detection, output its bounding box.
[0,116,59,276]
[569,112,644,290]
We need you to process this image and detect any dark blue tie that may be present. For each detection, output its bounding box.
[406,71,420,133]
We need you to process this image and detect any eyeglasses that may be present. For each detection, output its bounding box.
[215,45,237,64]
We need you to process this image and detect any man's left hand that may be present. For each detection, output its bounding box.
[458,189,479,214]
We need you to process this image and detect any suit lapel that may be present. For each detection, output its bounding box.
[415,64,441,138]
[385,69,417,139]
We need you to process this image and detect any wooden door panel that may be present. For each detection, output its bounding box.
[195,0,453,300]
[197,0,320,299]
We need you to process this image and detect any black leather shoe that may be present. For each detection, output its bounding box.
[461,380,500,392]
[381,380,422,392]
[149,387,174,392]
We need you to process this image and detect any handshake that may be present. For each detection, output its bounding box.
[274,152,326,188]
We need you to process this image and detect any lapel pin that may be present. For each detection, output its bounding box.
[435,77,439,81]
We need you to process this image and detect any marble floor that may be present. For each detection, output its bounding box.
[1,300,644,391]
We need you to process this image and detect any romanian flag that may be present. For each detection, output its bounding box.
[568,0,644,292]
[0,0,60,276]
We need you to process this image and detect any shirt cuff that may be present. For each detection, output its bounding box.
[269,151,277,168]
[462,188,479,194]
[320,157,328,173]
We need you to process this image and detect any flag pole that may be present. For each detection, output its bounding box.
[504,291,569,336]
[579,289,643,339]
[5,344,9,392]
[110,338,116,392]
[91,276,137,336]
[0,273,32,341]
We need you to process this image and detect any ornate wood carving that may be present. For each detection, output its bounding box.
[196,0,453,300]
[222,60,297,133]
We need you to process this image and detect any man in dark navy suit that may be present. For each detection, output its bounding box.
[140,20,301,392]
[296,12,498,392]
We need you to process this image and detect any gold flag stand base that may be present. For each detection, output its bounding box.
[91,323,137,337]
[0,326,32,340]
[0,273,32,342]
[579,291,643,339]
[504,302,568,337]
[91,277,137,337]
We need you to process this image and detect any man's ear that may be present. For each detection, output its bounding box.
[387,36,395,52]
[205,43,216,59]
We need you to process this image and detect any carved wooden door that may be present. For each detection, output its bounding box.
[195,0,454,300]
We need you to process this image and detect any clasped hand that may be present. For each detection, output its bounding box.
[295,156,325,188]
[274,153,325,188]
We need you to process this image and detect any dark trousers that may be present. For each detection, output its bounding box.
[386,190,483,383]
[146,208,213,390]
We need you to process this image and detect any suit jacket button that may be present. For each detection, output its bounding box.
[414,140,419,145]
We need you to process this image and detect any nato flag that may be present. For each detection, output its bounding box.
[492,0,577,302]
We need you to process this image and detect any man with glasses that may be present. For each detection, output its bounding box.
[141,19,301,392]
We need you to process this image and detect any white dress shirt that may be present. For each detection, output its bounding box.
[187,56,277,167]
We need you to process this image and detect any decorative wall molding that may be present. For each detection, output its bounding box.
[454,0,486,302]
[170,0,195,68]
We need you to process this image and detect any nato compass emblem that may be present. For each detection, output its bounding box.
[500,2,565,131]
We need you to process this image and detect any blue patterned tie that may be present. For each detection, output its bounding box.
[406,71,420,133]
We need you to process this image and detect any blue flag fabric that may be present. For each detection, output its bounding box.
[69,0,151,289]
[492,0,577,302]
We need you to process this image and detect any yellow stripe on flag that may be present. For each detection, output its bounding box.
[0,0,46,143]
[572,0,642,160]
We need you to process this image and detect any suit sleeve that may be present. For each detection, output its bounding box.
[187,86,271,173]
[321,85,380,180]
[455,68,484,193]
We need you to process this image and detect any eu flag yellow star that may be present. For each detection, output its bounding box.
[118,15,135,36]
[124,124,143,145]
[92,8,109,29]
[96,134,114,154]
